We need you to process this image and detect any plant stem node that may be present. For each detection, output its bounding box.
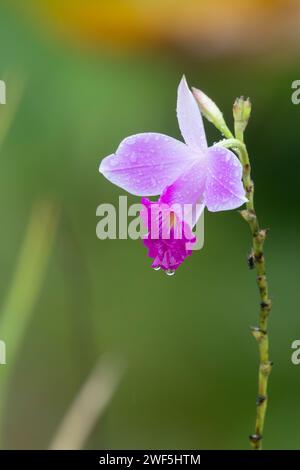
[256,394,267,405]
[260,300,272,311]
[249,434,262,443]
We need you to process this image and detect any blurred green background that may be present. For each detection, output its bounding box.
[0,0,299,450]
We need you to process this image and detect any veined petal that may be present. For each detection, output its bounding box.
[177,76,208,153]
[205,145,247,212]
[99,133,197,196]
[160,159,207,226]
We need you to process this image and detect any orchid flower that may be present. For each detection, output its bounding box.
[99,77,247,273]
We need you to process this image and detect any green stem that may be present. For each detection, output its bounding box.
[219,137,272,450]
[217,138,254,211]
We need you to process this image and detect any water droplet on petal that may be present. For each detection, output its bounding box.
[153,266,160,271]
[166,269,175,276]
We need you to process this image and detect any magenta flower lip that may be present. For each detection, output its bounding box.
[99,76,247,272]
[141,197,197,273]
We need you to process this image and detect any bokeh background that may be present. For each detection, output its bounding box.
[0,0,299,450]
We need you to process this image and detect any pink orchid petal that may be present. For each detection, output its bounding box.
[177,76,208,153]
[205,145,247,212]
[99,133,197,196]
[160,159,207,226]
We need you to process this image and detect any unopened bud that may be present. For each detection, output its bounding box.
[192,87,232,138]
[233,97,251,136]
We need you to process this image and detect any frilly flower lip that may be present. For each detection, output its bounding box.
[99,76,247,272]
[140,197,197,274]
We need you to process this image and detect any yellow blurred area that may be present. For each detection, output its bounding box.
[25,0,300,54]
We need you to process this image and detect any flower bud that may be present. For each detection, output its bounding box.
[233,97,251,135]
[192,87,231,137]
